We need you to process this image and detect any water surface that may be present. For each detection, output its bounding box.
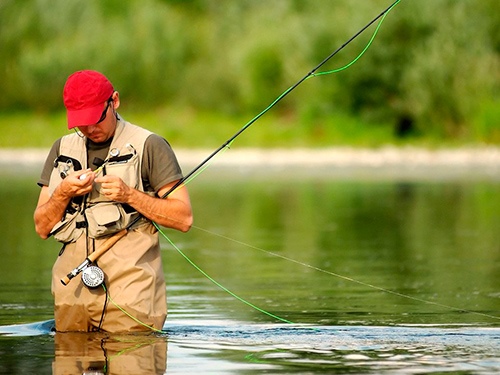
[0,162,498,374]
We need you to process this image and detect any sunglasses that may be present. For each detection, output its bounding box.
[96,97,114,124]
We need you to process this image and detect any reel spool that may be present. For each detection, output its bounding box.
[81,266,105,288]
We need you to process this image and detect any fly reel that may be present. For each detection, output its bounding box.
[81,265,105,288]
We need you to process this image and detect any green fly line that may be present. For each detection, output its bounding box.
[106,0,408,330]
[153,0,499,326]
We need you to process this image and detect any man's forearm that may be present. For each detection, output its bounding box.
[126,188,193,232]
[34,171,95,239]
[34,187,71,239]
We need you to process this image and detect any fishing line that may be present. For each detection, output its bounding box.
[102,0,498,328]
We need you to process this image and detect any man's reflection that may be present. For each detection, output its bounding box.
[53,332,167,374]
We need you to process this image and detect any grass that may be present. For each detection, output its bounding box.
[0,105,497,150]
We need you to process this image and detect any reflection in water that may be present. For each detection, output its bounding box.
[53,332,167,375]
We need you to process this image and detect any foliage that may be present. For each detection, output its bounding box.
[0,0,498,145]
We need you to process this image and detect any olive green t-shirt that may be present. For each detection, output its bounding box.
[38,133,183,195]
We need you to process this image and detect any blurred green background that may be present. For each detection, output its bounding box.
[0,0,498,148]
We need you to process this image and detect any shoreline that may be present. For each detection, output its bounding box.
[2,146,499,166]
[1,147,499,181]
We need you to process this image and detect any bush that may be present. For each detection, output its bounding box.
[0,0,498,143]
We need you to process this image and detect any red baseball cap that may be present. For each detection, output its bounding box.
[63,70,114,129]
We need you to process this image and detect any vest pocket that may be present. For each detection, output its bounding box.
[51,211,85,243]
[86,202,124,238]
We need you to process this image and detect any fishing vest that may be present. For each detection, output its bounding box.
[48,120,153,243]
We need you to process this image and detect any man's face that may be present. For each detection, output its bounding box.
[77,97,117,143]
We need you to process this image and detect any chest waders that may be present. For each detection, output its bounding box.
[49,121,167,332]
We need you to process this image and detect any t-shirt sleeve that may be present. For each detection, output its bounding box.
[37,138,62,187]
[142,134,183,194]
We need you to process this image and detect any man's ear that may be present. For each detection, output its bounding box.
[112,91,120,110]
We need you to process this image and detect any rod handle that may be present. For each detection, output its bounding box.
[87,229,128,263]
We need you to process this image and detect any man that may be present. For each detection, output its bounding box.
[34,70,193,332]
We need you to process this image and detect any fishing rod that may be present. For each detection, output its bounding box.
[61,0,401,287]
[159,0,401,200]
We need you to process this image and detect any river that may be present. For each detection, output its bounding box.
[0,149,498,374]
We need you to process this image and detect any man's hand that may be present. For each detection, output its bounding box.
[34,168,95,239]
[61,169,95,198]
[95,175,131,203]
[92,177,193,233]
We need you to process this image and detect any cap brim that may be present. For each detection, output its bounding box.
[67,103,104,129]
